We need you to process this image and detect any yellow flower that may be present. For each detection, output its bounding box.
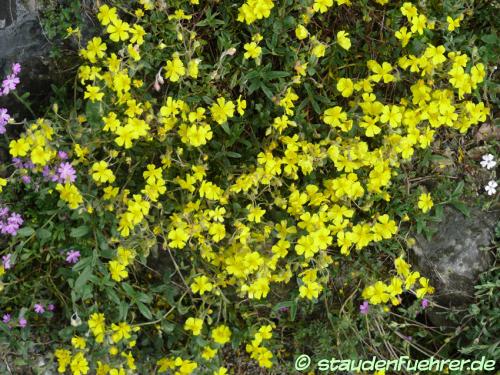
[210,97,235,125]
[184,317,203,335]
[91,161,116,184]
[214,367,228,375]
[416,277,435,298]
[70,352,89,375]
[111,322,132,343]
[55,349,72,373]
[336,78,354,97]
[84,85,104,102]
[107,19,130,42]
[243,42,262,59]
[237,95,246,116]
[447,15,462,32]
[211,325,231,345]
[299,281,322,300]
[168,227,189,249]
[410,14,427,35]
[97,5,118,26]
[295,25,308,40]
[312,43,326,58]
[71,336,86,349]
[202,347,217,360]
[164,55,186,82]
[323,106,347,127]
[88,313,106,343]
[188,59,200,78]
[417,192,433,213]
[395,26,412,47]
[56,183,83,209]
[190,275,214,295]
[313,0,333,13]
[337,30,351,50]
[9,138,30,157]
[109,260,128,282]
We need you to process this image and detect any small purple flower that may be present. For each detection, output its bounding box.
[18,317,27,328]
[47,304,55,312]
[34,304,45,314]
[8,213,23,226]
[0,209,23,236]
[57,162,76,183]
[57,151,68,160]
[421,299,429,309]
[42,166,51,178]
[0,108,10,134]
[2,314,11,323]
[278,306,289,313]
[2,254,12,269]
[12,158,23,169]
[12,63,21,75]
[360,301,370,315]
[0,207,9,218]
[21,175,31,184]
[23,160,35,170]
[2,74,20,95]
[66,250,81,264]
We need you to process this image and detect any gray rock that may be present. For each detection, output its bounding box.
[410,206,498,328]
[0,0,51,119]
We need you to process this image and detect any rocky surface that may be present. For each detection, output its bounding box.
[410,206,499,328]
[0,0,51,119]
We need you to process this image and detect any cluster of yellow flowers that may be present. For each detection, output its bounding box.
[55,313,139,375]
[158,324,231,374]
[362,257,435,305]
[237,0,275,25]
[246,324,275,368]
[9,119,55,165]
[108,246,135,282]
[32,0,490,372]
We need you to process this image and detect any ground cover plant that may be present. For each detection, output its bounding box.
[0,0,498,373]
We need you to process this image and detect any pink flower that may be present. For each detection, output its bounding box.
[421,299,429,309]
[19,317,27,327]
[0,108,10,134]
[2,254,12,269]
[47,304,55,311]
[66,250,81,264]
[12,63,21,75]
[57,162,76,183]
[34,304,45,314]
[360,301,370,315]
[2,314,11,323]
[2,74,20,95]
[57,151,68,160]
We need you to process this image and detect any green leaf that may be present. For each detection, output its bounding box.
[122,282,136,298]
[17,227,35,237]
[221,122,231,136]
[265,71,290,80]
[70,225,90,238]
[451,181,464,198]
[74,266,93,291]
[136,301,153,320]
[36,228,52,241]
[226,151,241,158]
[105,288,121,306]
[481,34,497,44]
[290,299,298,321]
[259,82,273,100]
[450,200,470,217]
